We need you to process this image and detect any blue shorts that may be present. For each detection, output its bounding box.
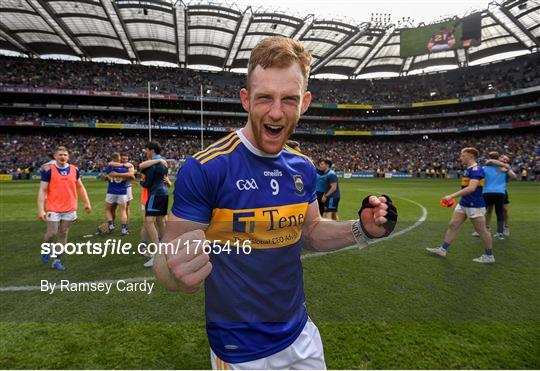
[326,196,340,212]
[145,194,169,216]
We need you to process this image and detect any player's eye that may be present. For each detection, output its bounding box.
[256,95,272,102]
[283,97,299,104]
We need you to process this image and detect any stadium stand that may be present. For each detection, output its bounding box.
[0,0,539,181]
[1,53,539,103]
[2,130,539,179]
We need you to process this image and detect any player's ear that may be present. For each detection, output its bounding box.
[301,90,312,114]
[240,88,250,112]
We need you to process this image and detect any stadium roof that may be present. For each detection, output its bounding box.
[0,0,538,77]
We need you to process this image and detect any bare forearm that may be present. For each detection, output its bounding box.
[110,172,135,180]
[77,184,90,205]
[450,186,474,199]
[303,220,361,252]
[325,184,337,197]
[140,159,166,169]
[37,190,46,213]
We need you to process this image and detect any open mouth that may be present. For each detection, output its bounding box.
[264,124,284,136]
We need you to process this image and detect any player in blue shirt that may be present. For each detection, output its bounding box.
[103,152,134,235]
[153,36,398,369]
[315,159,330,216]
[316,159,340,220]
[101,153,135,236]
[427,147,495,263]
[498,154,517,236]
[140,141,170,268]
[480,151,517,240]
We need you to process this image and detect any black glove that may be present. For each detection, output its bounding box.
[358,194,398,239]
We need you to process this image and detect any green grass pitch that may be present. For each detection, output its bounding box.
[1,178,539,369]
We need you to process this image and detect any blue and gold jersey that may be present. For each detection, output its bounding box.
[460,163,485,208]
[105,166,129,195]
[171,129,317,363]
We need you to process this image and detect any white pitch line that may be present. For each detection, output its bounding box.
[301,196,428,260]
[0,197,427,292]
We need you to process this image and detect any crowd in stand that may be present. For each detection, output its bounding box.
[308,53,540,104]
[297,110,538,131]
[299,132,539,175]
[0,132,204,175]
[0,56,243,98]
[2,131,538,178]
[0,112,242,128]
[1,52,539,103]
[1,52,539,179]
[2,109,537,132]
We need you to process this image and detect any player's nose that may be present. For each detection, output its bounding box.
[267,101,284,122]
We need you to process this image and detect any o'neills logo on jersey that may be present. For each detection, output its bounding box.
[264,169,283,177]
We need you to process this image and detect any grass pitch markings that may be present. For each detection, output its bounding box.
[301,196,428,260]
[0,196,426,292]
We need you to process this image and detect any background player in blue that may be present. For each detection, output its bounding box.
[318,159,340,220]
[98,153,136,235]
[315,159,330,216]
[480,151,517,240]
[427,147,495,263]
[498,154,517,236]
[104,152,134,235]
[153,36,398,370]
[472,152,517,239]
[140,141,169,268]
[485,153,517,236]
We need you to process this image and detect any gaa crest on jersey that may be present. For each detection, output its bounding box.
[293,175,305,196]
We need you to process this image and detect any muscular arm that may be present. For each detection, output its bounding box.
[324,182,337,198]
[76,178,92,212]
[108,171,135,180]
[108,161,133,168]
[302,202,356,252]
[37,181,49,220]
[507,169,518,180]
[154,214,209,292]
[448,179,479,199]
[302,197,390,252]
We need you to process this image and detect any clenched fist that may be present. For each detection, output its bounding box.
[165,229,213,293]
[358,195,398,238]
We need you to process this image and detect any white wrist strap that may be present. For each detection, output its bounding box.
[351,220,371,250]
